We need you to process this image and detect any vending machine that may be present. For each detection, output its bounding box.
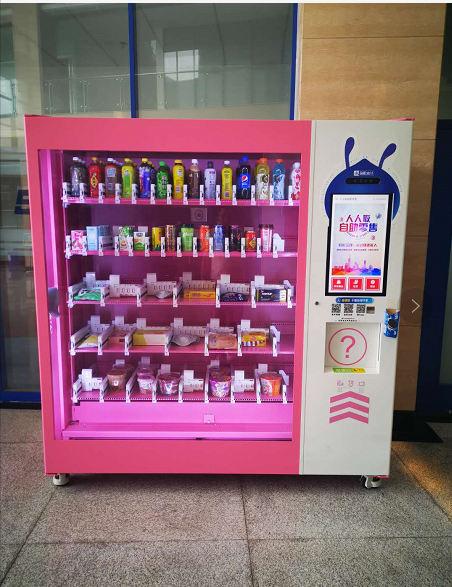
[24,117,412,488]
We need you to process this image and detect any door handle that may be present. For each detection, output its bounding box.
[48,287,60,318]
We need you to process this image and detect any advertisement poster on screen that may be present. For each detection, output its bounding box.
[328,194,391,294]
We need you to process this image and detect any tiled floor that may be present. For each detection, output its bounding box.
[0,410,451,587]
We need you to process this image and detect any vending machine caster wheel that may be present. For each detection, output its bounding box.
[53,474,70,486]
[360,475,382,489]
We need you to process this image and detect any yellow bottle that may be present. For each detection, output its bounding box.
[256,158,270,200]
[121,158,134,199]
[173,160,185,200]
[221,160,232,200]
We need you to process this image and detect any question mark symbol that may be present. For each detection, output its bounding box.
[341,335,356,359]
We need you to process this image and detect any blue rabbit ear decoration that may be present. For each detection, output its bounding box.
[324,137,400,220]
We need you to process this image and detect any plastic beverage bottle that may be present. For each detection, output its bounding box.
[221,160,233,200]
[188,159,201,199]
[173,160,185,200]
[236,156,251,200]
[156,161,169,199]
[70,157,81,196]
[290,162,301,200]
[105,158,118,197]
[149,161,156,188]
[139,158,151,198]
[89,157,103,197]
[121,158,134,199]
[204,161,216,200]
[255,158,270,200]
[273,159,286,200]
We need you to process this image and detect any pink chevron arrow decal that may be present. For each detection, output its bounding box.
[330,391,369,404]
[330,401,369,414]
[329,411,369,424]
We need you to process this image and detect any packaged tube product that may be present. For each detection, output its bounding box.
[260,372,282,397]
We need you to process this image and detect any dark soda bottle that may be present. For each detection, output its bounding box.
[236,156,251,200]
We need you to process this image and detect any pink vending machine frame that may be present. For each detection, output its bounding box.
[24,116,311,477]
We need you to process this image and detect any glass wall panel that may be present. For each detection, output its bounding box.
[136,3,293,119]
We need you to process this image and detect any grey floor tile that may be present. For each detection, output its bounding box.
[0,544,22,583]
[0,443,54,544]
[2,541,252,587]
[428,422,452,440]
[28,474,247,543]
[0,409,42,443]
[242,457,452,539]
[250,537,452,587]
[393,439,452,520]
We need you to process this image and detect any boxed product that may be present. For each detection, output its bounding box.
[133,328,171,346]
[256,285,287,303]
[109,328,129,345]
[77,333,99,349]
[107,363,134,392]
[241,330,267,347]
[208,332,238,350]
[86,225,110,251]
[71,230,86,253]
[118,226,135,251]
[183,289,216,300]
[73,288,102,301]
[133,232,146,252]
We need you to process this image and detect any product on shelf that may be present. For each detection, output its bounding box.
[171,334,199,347]
[105,158,119,197]
[71,229,86,253]
[173,160,185,200]
[73,288,102,301]
[158,372,180,395]
[180,224,194,252]
[152,226,163,251]
[121,159,134,199]
[107,364,134,392]
[77,333,99,349]
[70,157,84,196]
[220,292,248,302]
[221,160,233,200]
[213,225,225,252]
[198,225,211,252]
[208,332,238,350]
[133,227,148,252]
[236,156,251,200]
[291,162,301,200]
[259,224,274,252]
[188,159,201,198]
[156,161,168,199]
[137,366,155,395]
[228,225,241,252]
[86,225,110,251]
[204,161,216,200]
[241,331,267,347]
[89,157,104,197]
[139,158,152,198]
[260,372,282,396]
[273,159,286,200]
[109,328,129,345]
[255,158,270,200]
[255,284,287,303]
[165,225,176,251]
[210,374,232,398]
[133,328,171,346]
[245,229,257,252]
[183,288,216,300]
[118,226,134,251]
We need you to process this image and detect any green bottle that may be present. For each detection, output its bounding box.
[156,161,169,199]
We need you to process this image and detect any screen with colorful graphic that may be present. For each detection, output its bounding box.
[327,194,391,295]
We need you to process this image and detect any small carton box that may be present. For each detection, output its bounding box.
[86,226,110,251]
[132,328,170,346]
[133,232,146,252]
[183,289,216,300]
[71,230,86,253]
[118,226,134,251]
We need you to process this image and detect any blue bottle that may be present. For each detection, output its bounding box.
[236,156,251,200]
[273,159,286,200]
[139,158,151,197]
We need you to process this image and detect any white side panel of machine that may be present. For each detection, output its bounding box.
[302,120,413,476]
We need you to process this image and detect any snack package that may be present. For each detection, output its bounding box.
[260,372,282,396]
[220,292,248,302]
[73,288,102,301]
[109,328,129,345]
[137,372,155,395]
[158,372,180,395]
[256,287,287,303]
[241,331,267,347]
[133,231,146,252]
[208,332,237,350]
[183,289,216,300]
[77,334,99,349]
[209,374,231,398]
[133,328,170,346]
[71,230,86,253]
[118,226,134,251]
[171,334,199,347]
[107,364,134,392]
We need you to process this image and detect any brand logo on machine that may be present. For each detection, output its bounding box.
[353,169,374,177]
[329,391,369,424]
[338,212,378,238]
